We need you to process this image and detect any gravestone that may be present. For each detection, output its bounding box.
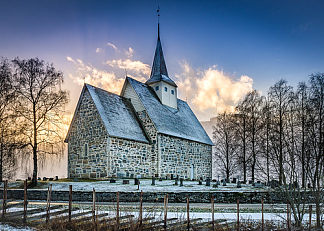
[222,180,226,186]
[175,178,178,185]
[206,178,211,186]
[198,180,202,185]
[110,179,116,183]
[55,176,59,181]
[237,181,241,188]
[249,180,254,184]
[43,177,47,181]
[151,177,155,186]
[269,180,280,188]
[159,177,163,181]
[171,174,174,180]
[232,178,237,184]
[134,178,139,185]
[180,178,184,187]
[122,179,129,184]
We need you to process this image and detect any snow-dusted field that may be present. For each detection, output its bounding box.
[15,179,269,192]
[0,224,34,231]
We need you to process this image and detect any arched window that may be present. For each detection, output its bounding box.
[155,86,159,91]
[164,87,168,92]
[171,90,175,95]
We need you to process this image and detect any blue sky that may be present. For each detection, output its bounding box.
[1,0,324,120]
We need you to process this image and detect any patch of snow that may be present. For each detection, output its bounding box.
[0,224,34,231]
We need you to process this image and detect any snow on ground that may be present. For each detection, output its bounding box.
[0,224,34,231]
[18,180,269,192]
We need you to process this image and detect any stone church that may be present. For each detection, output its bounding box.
[65,25,213,180]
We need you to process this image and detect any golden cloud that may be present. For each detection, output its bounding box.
[176,62,253,120]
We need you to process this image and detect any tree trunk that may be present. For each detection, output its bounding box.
[0,141,3,182]
[32,103,38,186]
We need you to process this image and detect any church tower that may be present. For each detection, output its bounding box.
[146,23,178,109]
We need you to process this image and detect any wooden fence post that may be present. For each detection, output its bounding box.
[139,190,143,227]
[237,199,239,231]
[211,195,215,230]
[164,194,168,230]
[261,198,264,231]
[92,188,96,224]
[2,180,8,218]
[46,184,52,223]
[69,185,72,222]
[309,204,312,230]
[116,191,120,229]
[23,180,27,223]
[187,196,190,231]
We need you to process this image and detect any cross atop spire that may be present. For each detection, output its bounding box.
[146,7,177,87]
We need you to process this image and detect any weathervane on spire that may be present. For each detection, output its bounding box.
[157,3,160,40]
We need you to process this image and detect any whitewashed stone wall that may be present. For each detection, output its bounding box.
[158,134,212,180]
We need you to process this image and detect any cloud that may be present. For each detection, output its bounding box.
[125,47,134,57]
[106,59,150,78]
[66,56,75,63]
[66,56,148,94]
[176,62,253,120]
[95,48,102,53]
[106,42,118,51]
[66,57,123,94]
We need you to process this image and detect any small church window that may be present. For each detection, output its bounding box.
[155,86,159,91]
[171,90,175,95]
[84,143,89,157]
[164,87,168,92]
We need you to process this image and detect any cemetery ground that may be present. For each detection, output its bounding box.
[0,178,322,230]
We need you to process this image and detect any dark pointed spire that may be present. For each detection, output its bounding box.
[146,8,177,87]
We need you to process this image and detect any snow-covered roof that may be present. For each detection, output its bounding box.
[65,84,149,144]
[127,77,213,145]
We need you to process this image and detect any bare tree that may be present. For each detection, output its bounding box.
[213,112,237,182]
[12,58,68,186]
[0,58,19,181]
[307,73,324,228]
[237,90,264,182]
[268,79,293,185]
[232,109,249,183]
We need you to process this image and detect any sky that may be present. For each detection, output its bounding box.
[1,0,324,121]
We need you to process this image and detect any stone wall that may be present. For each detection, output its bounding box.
[137,111,159,176]
[0,189,312,204]
[159,134,212,180]
[108,137,150,178]
[68,89,109,179]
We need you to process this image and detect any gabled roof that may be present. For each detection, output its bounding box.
[145,31,177,87]
[127,77,213,145]
[65,84,149,144]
